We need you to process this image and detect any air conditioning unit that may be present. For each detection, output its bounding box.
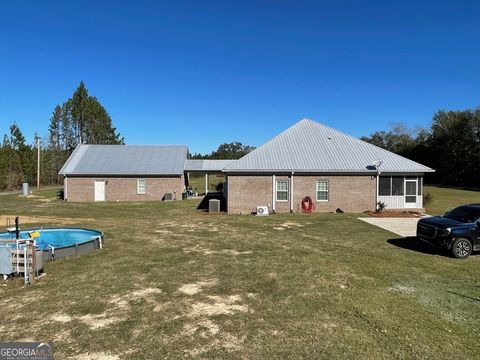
[209,199,221,213]
[256,206,269,216]
[164,193,173,201]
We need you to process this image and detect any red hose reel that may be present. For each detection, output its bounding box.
[301,196,315,213]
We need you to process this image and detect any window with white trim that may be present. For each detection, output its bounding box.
[137,179,146,194]
[316,180,329,201]
[276,180,289,201]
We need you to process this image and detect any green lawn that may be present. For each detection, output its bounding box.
[424,185,480,215]
[0,187,479,359]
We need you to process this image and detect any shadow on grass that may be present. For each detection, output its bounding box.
[196,192,227,212]
[387,236,440,255]
[447,290,480,303]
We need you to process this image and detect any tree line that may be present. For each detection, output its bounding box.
[1,83,477,191]
[361,107,480,188]
[190,141,256,160]
[0,82,123,190]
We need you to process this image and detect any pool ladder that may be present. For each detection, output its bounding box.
[10,240,40,285]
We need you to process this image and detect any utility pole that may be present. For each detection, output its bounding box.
[36,136,41,192]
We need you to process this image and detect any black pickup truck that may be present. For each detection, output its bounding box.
[417,204,480,259]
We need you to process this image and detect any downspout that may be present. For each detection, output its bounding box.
[64,175,67,201]
[375,168,381,211]
[419,176,423,209]
[290,171,294,213]
[272,174,276,213]
[224,175,228,212]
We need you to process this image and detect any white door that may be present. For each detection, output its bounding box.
[94,180,105,202]
[405,179,417,208]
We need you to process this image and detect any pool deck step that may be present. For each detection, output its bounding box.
[9,245,39,281]
[11,257,33,264]
[11,250,29,255]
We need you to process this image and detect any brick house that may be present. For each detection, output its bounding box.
[60,118,434,212]
[223,119,434,214]
[60,145,188,202]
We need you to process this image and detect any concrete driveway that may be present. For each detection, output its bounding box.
[358,217,428,237]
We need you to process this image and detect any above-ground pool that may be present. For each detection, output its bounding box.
[0,227,104,276]
[0,227,104,265]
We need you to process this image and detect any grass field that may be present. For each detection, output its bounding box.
[424,185,480,215]
[0,186,479,359]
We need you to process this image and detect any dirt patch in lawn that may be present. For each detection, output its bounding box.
[51,312,121,330]
[70,352,120,360]
[78,314,121,330]
[205,249,252,256]
[184,333,244,356]
[51,314,72,323]
[51,287,162,330]
[274,221,304,230]
[179,279,218,296]
[130,288,162,297]
[154,229,173,235]
[389,284,415,294]
[182,318,245,356]
[0,215,95,225]
[109,287,162,309]
[183,319,220,337]
[23,194,54,200]
[190,295,249,317]
[281,221,304,227]
[183,246,252,256]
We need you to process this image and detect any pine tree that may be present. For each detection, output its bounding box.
[48,105,68,183]
[45,81,124,184]
[0,123,35,189]
[49,81,124,152]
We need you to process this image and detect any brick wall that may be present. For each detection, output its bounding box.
[292,175,375,213]
[66,175,184,202]
[226,175,273,214]
[226,174,376,214]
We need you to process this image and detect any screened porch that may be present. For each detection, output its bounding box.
[377,175,423,209]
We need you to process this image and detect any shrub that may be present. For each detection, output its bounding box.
[376,201,386,213]
[423,192,434,207]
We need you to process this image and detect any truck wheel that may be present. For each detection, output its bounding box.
[451,238,472,259]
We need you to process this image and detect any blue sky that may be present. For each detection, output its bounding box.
[0,1,479,154]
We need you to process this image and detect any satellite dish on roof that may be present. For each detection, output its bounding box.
[371,159,383,175]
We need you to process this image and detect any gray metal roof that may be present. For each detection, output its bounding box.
[184,159,237,172]
[224,118,434,173]
[60,145,188,175]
